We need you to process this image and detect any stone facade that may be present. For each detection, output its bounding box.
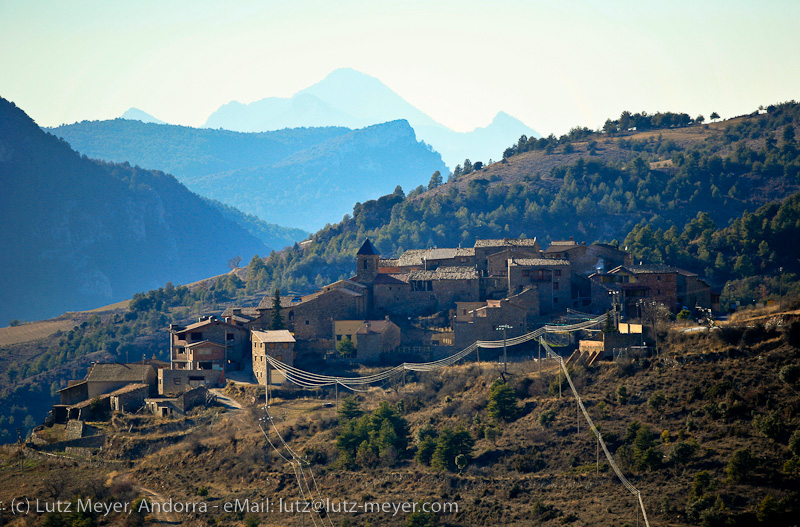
[170,317,249,370]
[252,329,295,385]
[158,368,223,397]
[453,296,529,348]
[507,258,571,314]
[589,264,712,316]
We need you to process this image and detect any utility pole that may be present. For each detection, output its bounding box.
[496,324,513,374]
[779,267,784,311]
[596,435,599,475]
[266,358,271,407]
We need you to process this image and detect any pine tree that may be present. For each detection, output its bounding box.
[487,380,519,422]
[269,288,284,330]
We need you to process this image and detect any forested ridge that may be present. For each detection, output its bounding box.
[3,101,800,443]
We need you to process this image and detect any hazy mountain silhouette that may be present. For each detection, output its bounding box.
[204,68,539,167]
[0,97,270,323]
[121,107,166,124]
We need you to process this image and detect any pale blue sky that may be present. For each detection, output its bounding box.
[1,0,797,135]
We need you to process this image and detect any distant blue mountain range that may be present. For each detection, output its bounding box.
[203,68,540,168]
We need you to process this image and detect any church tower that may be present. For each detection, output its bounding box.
[355,238,380,284]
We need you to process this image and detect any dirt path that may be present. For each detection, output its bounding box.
[209,389,244,410]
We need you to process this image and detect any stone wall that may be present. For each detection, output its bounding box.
[374,284,437,316]
[291,288,368,340]
[110,385,149,413]
[159,369,223,397]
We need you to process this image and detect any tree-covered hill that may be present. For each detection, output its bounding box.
[0,97,271,324]
[48,118,449,231]
[265,102,800,293]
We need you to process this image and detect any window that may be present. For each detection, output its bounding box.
[173,377,181,385]
[363,260,368,269]
[305,320,310,325]
[226,332,234,341]
[190,332,202,341]
[522,270,530,277]
[553,282,559,290]
[336,334,342,341]
[555,269,561,277]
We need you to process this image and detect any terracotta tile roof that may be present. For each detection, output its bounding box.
[393,247,475,267]
[474,237,539,248]
[108,383,148,396]
[85,363,154,384]
[173,317,246,333]
[355,320,397,334]
[373,274,406,285]
[251,330,296,343]
[510,258,570,267]
[185,340,226,349]
[408,266,479,281]
[256,295,302,309]
[619,264,688,275]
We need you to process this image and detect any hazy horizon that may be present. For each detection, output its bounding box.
[1,0,798,136]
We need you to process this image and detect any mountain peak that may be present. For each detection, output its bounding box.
[491,111,524,126]
[121,108,166,125]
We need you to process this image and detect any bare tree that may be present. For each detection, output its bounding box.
[228,255,242,270]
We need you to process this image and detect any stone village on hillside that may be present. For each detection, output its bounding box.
[45,237,715,430]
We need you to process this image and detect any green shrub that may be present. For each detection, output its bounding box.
[617,385,629,405]
[755,495,781,523]
[726,448,756,482]
[779,364,800,386]
[789,429,800,456]
[648,391,667,414]
[538,409,556,428]
[753,411,788,443]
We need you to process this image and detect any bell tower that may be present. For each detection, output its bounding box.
[355,238,380,284]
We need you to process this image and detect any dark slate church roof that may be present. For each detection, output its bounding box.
[357,238,379,256]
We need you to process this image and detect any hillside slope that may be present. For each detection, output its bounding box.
[3,320,799,527]
[0,97,270,324]
[48,118,448,231]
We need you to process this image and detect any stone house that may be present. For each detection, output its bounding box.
[251,329,296,385]
[57,362,157,405]
[589,264,711,316]
[507,258,571,313]
[453,296,529,348]
[158,368,223,396]
[544,240,631,276]
[406,266,481,308]
[473,238,541,274]
[379,247,476,273]
[350,319,402,362]
[169,316,249,370]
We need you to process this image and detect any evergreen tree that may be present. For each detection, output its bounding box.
[603,312,617,334]
[337,396,363,422]
[269,288,284,330]
[487,380,519,421]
